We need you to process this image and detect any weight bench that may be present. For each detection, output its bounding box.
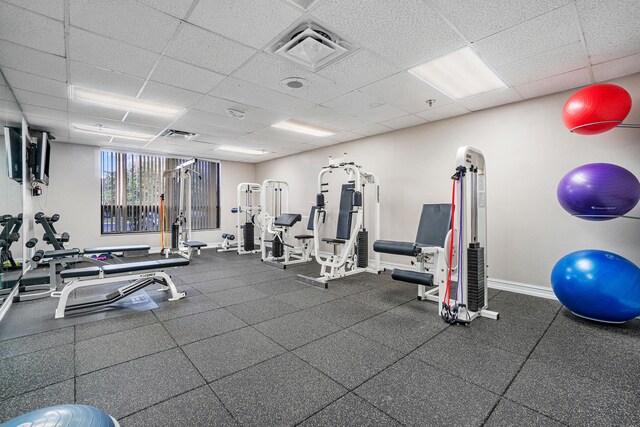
[52,258,189,319]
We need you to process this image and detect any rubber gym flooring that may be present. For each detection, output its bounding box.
[0,249,638,426]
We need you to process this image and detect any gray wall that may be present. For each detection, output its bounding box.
[34,142,255,251]
[256,73,640,288]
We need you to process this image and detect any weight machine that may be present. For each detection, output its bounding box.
[374,146,498,325]
[259,179,314,269]
[232,182,262,254]
[162,159,207,259]
[298,155,383,287]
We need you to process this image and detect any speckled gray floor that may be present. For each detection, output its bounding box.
[0,249,639,426]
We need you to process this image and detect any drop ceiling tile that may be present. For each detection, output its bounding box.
[431,0,569,42]
[360,72,454,113]
[352,123,393,137]
[0,41,67,82]
[323,115,372,132]
[211,77,315,116]
[355,104,407,122]
[191,95,251,116]
[576,0,640,64]
[474,5,580,67]
[69,28,160,78]
[243,108,288,126]
[0,2,65,55]
[232,52,346,103]
[67,101,127,121]
[318,49,401,92]
[379,114,427,130]
[326,131,363,142]
[69,61,145,96]
[2,69,68,99]
[293,105,345,126]
[3,0,64,21]
[497,42,589,86]
[135,0,194,19]
[310,0,465,68]
[180,108,266,133]
[139,82,202,108]
[13,89,67,111]
[592,52,640,82]
[150,57,225,93]
[123,112,174,129]
[69,0,180,53]
[168,118,249,140]
[22,116,68,132]
[415,103,471,121]
[458,88,523,111]
[188,0,302,49]
[239,126,318,144]
[20,105,69,122]
[321,91,382,115]
[515,67,593,99]
[165,23,257,75]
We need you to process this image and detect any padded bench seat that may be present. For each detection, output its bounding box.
[295,234,314,240]
[83,245,150,254]
[44,248,81,258]
[373,240,421,257]
[60,258,189,279]
[322,238,346,245]
[184,241,207,248]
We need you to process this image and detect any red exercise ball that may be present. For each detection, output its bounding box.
[562,84,632,135]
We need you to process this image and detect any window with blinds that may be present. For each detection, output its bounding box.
[100,150,220,234]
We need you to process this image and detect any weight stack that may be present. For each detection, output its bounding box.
[243,222,254,251]
[171,223,179,249]
[272,235,284,258]
[467,243,485,312]
[356,229,368,268]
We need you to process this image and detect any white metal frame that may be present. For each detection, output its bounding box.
[236,182,262,254]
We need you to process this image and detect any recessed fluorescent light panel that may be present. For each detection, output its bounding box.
[72,123,156,141]
[408,47,507,99]
[71,86,184,117]
[215,146,265,155]
[271,119,336,137]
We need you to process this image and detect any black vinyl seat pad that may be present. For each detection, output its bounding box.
[83,245,150,254]
[184,241,207,248]
[322,238,346,245]
[274,213,302,227]
[60,258,189,279]
[44,248,81,258]
[295,234,314,240]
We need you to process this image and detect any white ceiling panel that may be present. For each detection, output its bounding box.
[458,88,523,112]
[191,95,251,116]
[311,0,465,68]
[165,23,257,75]
[167,119,249,140]
[69,0,180,53]
[23,116,68,132]
[68,28,160,78]
[139,81,202,108]
[353,123,393,137]
[3,0,64,21]
[180,109,266,133]
[356,104,407,123]
[515,67,593,99]
[415,103,470,121]
[430,0,569,42]
[0,41,67,82]
[123,112,174,129]
[239,126,318,145]
[20,105,69,122]
[321,90,381,115]
[69,61,145,97]
[242,108,289,126]
[497,42,589,86]
[379,114,427,130]
[576,0,640,64]
[474,5,580,67]
[69,113,162,134]
[232,52,346,104]
[318,49,401,92]
[13,89,67,111]
[592,53,640,82]
[188,0,302,49]
[211,77,315,116]
[360,72,454,113]
[293,105,345,126]
[2,68,68,99]
[323,115,372,132]
[68,102,126,127]
[326,131,363,143]
[0,2,65,55]
[135,0,194,19]
[150,57,225,93]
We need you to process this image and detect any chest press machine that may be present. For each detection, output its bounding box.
[228,182,262,254]
[259,179,314,269]
[374,146,498,325]
[298,156,383,288]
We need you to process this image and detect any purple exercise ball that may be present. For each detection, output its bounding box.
[557,163,640,221]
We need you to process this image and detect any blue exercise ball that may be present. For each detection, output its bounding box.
[0,405,119,427]
[551,250,640,323]
[556,163,640,221]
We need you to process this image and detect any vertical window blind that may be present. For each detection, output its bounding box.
[100,150,220,234]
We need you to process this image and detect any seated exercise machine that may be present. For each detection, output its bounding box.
[374,146,498,325]
[52,257,188,319]
[229,182,262,254]
[298,155,383,288]
[260,179,315,269]
[0,213,22,270]
[162,159,207,260]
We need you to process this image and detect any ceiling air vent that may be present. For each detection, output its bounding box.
[160,129,198,140]
[273,24,351,72]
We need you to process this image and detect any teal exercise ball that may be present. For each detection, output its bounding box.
[551,250,640,323]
